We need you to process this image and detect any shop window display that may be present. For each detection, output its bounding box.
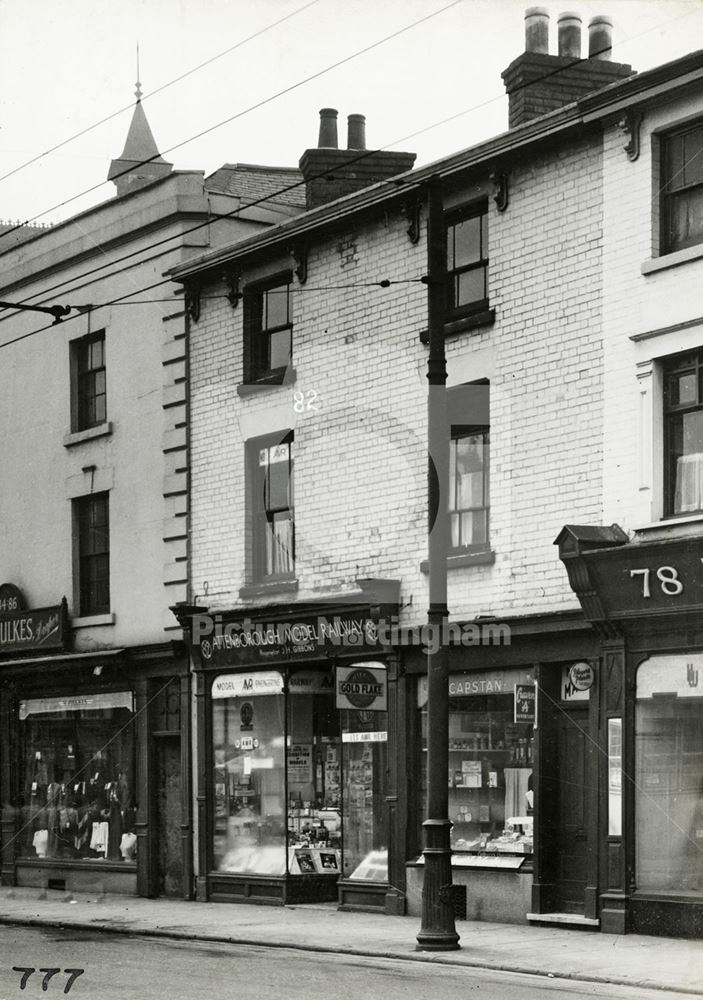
[19,694,136,864]
[212,673,287,876]
[636,656,703,893]
[419,670,535,857]
[341,710,388,881]
[287,675,342,875]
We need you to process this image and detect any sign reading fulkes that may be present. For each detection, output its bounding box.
[0,604,67,654]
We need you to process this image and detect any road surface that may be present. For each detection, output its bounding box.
[0,926,694,1000]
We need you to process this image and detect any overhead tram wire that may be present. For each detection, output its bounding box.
[0,8,690,323]
[0,0,465,244]
[0,2,698,308]
[0,5,700,335]
[0,0,695,248]
[0,0,322,186]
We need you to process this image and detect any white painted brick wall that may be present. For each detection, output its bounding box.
[190,135,606,627]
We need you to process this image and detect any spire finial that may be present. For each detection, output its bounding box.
[135,42,142,101]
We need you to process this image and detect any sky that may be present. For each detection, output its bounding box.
[0,0,701,225]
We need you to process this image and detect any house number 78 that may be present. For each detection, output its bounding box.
[630,566,684,597]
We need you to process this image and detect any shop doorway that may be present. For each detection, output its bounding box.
[552,706,591,912]
[155,735,183,897]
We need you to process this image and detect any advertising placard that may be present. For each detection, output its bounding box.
[335,664,387,711]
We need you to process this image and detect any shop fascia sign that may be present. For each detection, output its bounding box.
[584,537,703,618]
[198,610,382,668]
[211,670,338,699]
[417,667,535,706]
[0,588,68,655]
[19,691,133,719]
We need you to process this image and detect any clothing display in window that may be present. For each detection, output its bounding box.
[19,699,136,865]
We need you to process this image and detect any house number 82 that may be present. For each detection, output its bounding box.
[630,566,683,598]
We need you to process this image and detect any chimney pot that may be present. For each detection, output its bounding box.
[524,6,549,53]
[317,108,338,149]
[558,12,582,58]
[347,114,366,150]
[589,15,613,60]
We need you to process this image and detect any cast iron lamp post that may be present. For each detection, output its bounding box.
[416,176,460,951]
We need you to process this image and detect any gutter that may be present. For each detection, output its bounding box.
[168,48,703,283]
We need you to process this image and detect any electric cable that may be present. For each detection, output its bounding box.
[0,0,696,247]
[0,0,697,311]
[0,6,700,340]
[0,0,465,242]
[0,0,322,186]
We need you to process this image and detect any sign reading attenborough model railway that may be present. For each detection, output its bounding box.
[335,664,387,712]
[195,611,383,667]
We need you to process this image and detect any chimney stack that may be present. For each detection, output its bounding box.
[589,15,613,60]
[347,114,367,151]
[502,9,634,128]
[299,110,415,210]
[558,12,582,58]
[525,6,549,53]
[317,108,339,148]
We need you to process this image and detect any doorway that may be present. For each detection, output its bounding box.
[155,735,183,898]
[551,706,591,912]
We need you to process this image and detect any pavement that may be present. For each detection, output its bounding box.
[0,887,701,995]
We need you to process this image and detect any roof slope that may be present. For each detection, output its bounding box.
[205,163,305,209]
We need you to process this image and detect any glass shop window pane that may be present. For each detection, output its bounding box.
[287,678,342,875]
[418,673,535,858]
[608,718,622,837]
[212,684,287,876]
[635,660,703,893]
[20,699,136,864]
[341,711,388,882]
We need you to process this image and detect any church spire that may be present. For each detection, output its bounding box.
[108,66,172,197]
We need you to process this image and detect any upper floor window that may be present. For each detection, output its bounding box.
[75,492,110,616]
[663,349,703,516]
[249,433,294,580]
[445,202,488,319]
[661,121,703,255]
[447,382,490,551]
[244,274,292,383]
[72,333,106,430]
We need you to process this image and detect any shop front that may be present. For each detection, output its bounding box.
[0,590,191,899]
[403,615,600,926]
[178,582,402,911]
[557,526,703,938]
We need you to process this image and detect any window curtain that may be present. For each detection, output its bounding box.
[674,452,703,512]
[267,515,294,576]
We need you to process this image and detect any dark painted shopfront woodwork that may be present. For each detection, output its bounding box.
[557,526,703,939]
[0,600,191,901]
[174,580,402,913]
[402,613,600,925]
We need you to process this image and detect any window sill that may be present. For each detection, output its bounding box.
[420,550,495,573]
[641,243,703,275]
[63,422,113,448]
[239,579,299,600]
[72,613,115,628]
[419,309,495,344]
[237,368,297,397]
[633,512,703,534]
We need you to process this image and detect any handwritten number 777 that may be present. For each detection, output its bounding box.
[12,968,84,993]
